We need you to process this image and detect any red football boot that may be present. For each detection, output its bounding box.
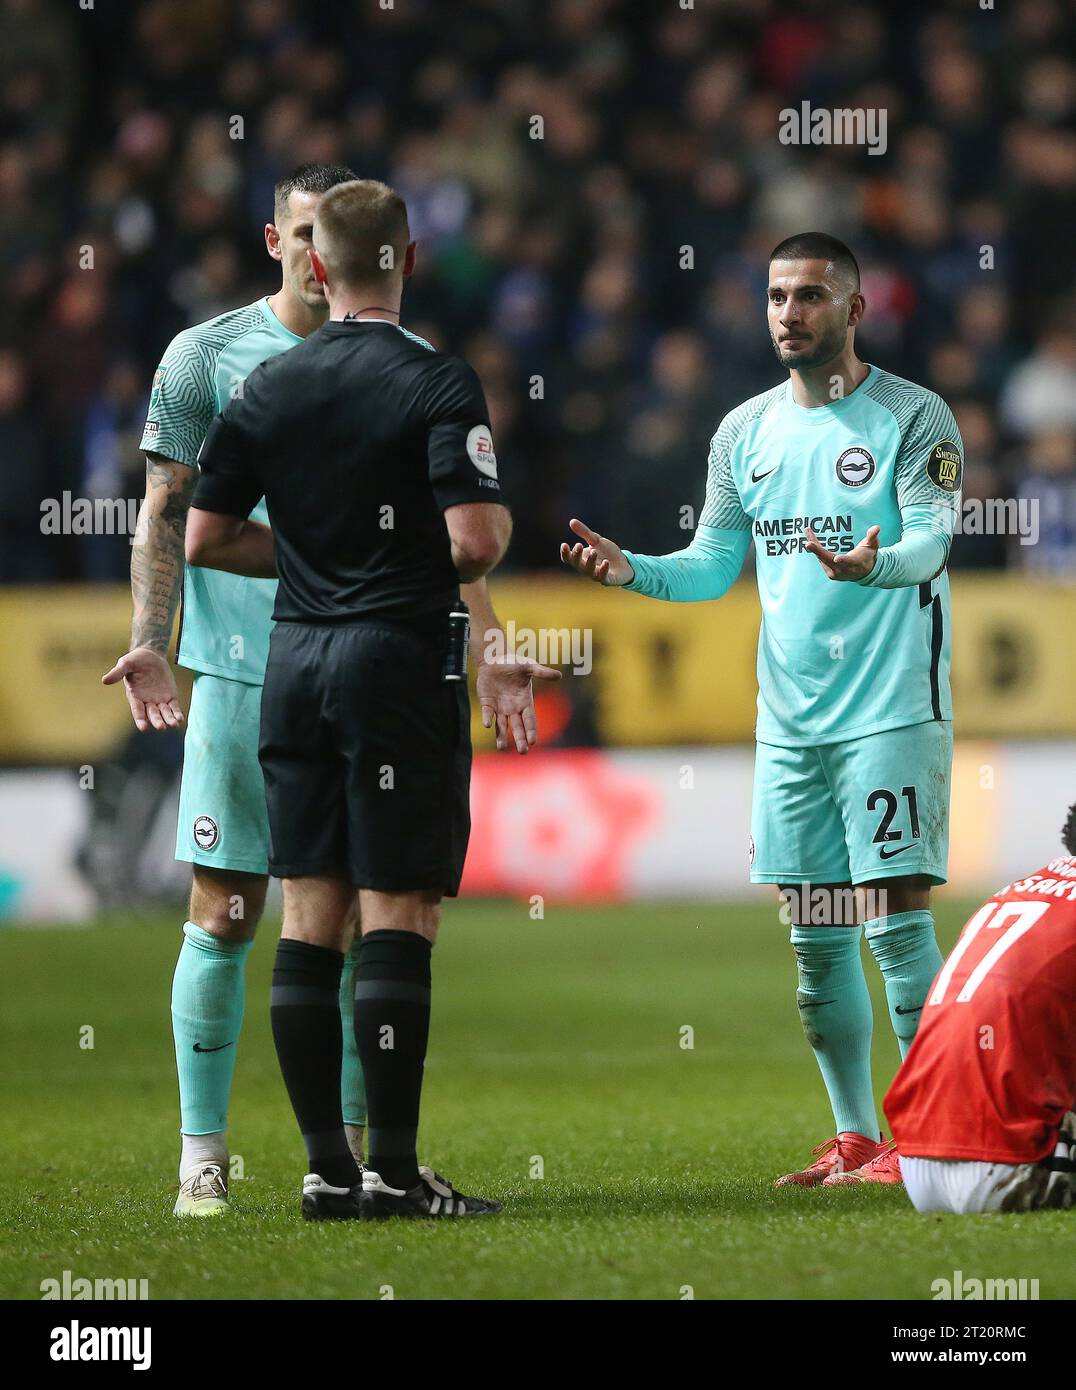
[774,1132,887,1188]
[823,1138,902,1186]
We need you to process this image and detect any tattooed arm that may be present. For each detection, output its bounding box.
[131,455,197,652]
[101,453,196,732]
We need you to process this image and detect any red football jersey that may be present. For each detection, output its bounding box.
[886,857,1076,1164]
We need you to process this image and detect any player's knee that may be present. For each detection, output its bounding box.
[790,916,861,992]
[857,875,932,916]
[189,869,267,942]
[780,883,856,927]
[281,876,357,951]
[417,900,442,943]
[189,902,261,943]
[388,901,441,944]
[358,889,441,943]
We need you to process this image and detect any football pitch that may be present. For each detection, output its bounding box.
[2,898,1071,1302]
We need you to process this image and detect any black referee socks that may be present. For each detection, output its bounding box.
[353,929,433,1192]
[270,938,362,1191]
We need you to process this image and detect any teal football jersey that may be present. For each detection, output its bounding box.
[701,365,963,746]
[140,298,302,685]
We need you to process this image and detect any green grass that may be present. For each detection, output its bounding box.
[0,899,1070,1300]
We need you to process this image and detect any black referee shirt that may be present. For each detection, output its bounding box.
[192,320,505,625]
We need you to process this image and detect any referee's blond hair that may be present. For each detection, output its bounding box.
[313,180,410,291]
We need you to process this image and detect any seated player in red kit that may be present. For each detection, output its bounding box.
[873,802,1076,1213]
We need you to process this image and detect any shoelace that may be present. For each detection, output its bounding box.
[808,1136,842,1165]
[861,1140,899,1174]
[184,1163,226,1199]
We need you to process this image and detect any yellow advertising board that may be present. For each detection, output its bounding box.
[0,576,1073,762]
[0,586,188,763]
[476,573,1076,746]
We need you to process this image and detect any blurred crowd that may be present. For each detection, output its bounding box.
[1,0,1074,583]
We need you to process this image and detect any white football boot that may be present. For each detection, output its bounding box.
[174,1161,230,1217]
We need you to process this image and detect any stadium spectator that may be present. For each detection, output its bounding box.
[1000,327,1076,438]
[1016,428,1076,576]
[0,348,52,581]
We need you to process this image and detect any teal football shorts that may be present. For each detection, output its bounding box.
[750,720,952,886]
[175,672,270,875]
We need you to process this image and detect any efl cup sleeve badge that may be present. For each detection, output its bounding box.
[193,815,219,852]
[926,440,962,492]
[144,368,165,437]
[835,446,876,487]
[466,424,498,480]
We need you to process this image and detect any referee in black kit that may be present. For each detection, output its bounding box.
[185,180,511,1220]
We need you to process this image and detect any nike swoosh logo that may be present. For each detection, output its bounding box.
[894,1004,922,1016]
[751,464,779,483]
[193,1041,234,1053]
[878,843,916,860]
[798,999,837,1008]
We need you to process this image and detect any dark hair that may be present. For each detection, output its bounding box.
[769,232,861,291]
[1062,803,1076,856]
[273,163,359,222]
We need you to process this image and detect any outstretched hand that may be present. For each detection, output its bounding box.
[804,524,880,581]
[477,653,562,754]
[559,518,633,586]
[102,646,184,732]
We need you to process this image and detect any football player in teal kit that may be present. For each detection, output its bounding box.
[562,233,963,1187]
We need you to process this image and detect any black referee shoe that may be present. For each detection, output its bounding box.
[360,1166,502,1220]
[301,1171,365,1221]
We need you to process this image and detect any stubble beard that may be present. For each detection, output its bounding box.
[770,321,847,372]
[298,282,328,312]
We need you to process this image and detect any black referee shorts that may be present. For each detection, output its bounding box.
[259,619,472,895]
